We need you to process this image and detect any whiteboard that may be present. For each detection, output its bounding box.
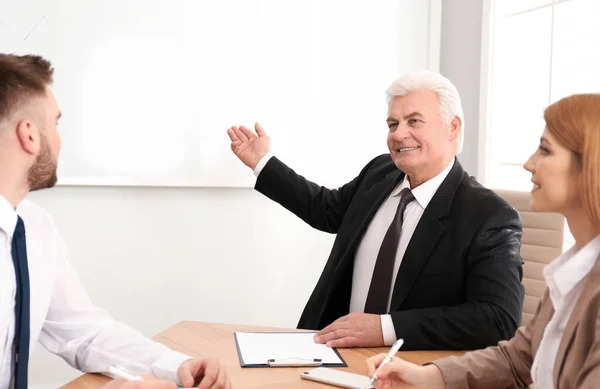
[0,0,440,187]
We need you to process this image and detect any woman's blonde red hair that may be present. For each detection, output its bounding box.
[544,94,600,224]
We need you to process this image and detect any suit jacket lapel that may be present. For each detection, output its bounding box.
[553,254,600,384]
[390,159,464,309]
[332,168,404,276]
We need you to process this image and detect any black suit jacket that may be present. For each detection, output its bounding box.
[255,154,524,350]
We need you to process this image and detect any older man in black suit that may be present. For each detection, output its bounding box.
[227,71,524,350]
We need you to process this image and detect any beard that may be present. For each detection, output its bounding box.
[28,135,58,191]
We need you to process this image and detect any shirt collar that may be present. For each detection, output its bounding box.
[391,159,455,209]
[545,234,600,297]
[0,195,19,238]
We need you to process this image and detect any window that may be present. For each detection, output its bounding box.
[481,0,600,190]
[480,0,600,249]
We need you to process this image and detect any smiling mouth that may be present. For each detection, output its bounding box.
[396,146,420,152]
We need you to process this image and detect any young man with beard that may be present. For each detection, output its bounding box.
[0,54,231,389]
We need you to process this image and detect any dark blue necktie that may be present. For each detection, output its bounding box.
[11,216,30,389]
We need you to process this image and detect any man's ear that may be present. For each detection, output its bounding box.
[16,119,41,156]
[449,116,462,142]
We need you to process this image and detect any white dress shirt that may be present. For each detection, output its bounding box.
[531,234,600,389]
[255,154,454,345]
[0,196,190,389]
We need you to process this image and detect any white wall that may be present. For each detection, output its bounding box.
[440,0,485,177]
[27,1,488,387]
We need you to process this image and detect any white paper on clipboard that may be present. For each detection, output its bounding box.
[234,332,346,367]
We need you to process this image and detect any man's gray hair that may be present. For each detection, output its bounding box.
[386,70,465,154]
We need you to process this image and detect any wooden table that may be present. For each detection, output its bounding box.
[60,321,466,389]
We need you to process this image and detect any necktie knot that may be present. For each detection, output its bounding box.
[398,188,415,209]
[14,216,25,238]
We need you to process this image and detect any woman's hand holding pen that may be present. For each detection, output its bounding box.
[366,354,446,389]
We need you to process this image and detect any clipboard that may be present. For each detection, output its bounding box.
[233,332,348,368]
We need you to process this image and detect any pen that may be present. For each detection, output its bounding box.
[108,366,194,389]
[368,338,404,387]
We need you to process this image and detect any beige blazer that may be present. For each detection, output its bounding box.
[434,255,600,389]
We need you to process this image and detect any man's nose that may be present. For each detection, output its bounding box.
[392,124,410,141]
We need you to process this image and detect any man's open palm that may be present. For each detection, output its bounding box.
[227,122,270,169]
